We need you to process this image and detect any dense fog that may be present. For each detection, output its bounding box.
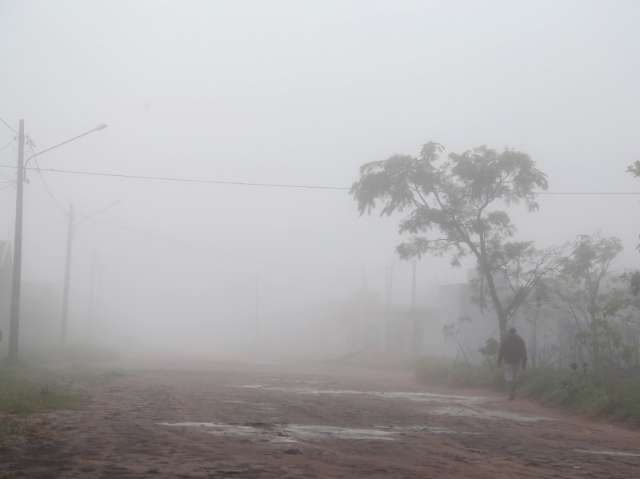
[0,0,638,362]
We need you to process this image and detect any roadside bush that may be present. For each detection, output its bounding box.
[415,358,640,424]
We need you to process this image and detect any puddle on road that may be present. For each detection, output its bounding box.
[395,425,481,435]
[574,449,640,458]
[431,406,549,423]
[239,385,548,423]
[240,385,486,405]
[159,421,395,442]
[158,421,477,442]
[158,422,262,438]
[285,425,396,441]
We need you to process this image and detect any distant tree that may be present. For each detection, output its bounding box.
[520,280,553,368]
[443,315,472,364]
[351,142,562,338]
[551,234,639,369]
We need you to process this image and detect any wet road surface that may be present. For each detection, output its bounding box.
[1,362,639,478]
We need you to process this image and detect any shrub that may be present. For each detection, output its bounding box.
[416,358,640,424]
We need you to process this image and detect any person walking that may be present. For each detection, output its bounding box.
[497,327,527,400]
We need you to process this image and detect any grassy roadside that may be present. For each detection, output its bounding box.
[415,357,640,424]
[0,368,83,415]
[0,367,84,449]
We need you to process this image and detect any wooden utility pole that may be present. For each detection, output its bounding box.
[8,119,25,362]
[60,205,74,345]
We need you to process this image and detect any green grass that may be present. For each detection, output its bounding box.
[415,357,640,424]
[0,367,84,450]
[0,368,83,415]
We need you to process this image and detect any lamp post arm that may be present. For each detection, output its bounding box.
[25,124,107,167]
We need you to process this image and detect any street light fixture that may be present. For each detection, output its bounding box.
[7,120,107,362]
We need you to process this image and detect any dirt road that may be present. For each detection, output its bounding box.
[2,361,639,478]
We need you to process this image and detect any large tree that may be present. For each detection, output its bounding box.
[351,142,560,338]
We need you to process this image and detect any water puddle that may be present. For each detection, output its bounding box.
[397,425,481,435]
[240,385,486,405]
[159,421,395,442]
[158,421,477,442]
[431,406,549,423]
[158,422,263,438]
[574,449,640,458]
[239,385,551,423]
[284,425,396,441]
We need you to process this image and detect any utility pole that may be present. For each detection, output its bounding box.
[8,120,25,363]
[384,264,394,352]
[410,260,419,356]
[385,265,393,311]
[411,260,417,311]
[4,121,106,361]
[60,205,74,345]
[87,252,98,323]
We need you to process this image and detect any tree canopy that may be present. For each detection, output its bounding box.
[351,142,558,336]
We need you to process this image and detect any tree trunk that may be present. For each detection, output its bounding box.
[478,242,507,340]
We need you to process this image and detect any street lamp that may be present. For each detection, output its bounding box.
[7,120,107,362]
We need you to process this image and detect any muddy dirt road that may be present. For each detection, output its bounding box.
[2,362,639,478]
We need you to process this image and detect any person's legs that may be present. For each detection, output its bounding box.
[504,363,520,400]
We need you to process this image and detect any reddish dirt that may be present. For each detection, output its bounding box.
[1,361,639,478]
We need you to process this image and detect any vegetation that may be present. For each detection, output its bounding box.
[351,142,562,339]
[0,368,82,415]
[352,151,640,425]
[415,358,640,423]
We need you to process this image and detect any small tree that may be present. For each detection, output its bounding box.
[519,280,553,368]
[351,142,560,338]
[552,234,635,370]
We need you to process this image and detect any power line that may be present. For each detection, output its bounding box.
[24,142,67,215]
[0,163,637,195]
[0,117,17,134]
[0,138,15,153]
[0,164,350,190]
[538,191,640,196]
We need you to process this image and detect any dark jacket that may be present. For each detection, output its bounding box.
[498,332,527,366]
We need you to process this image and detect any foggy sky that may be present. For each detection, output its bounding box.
[0,0,639,356]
